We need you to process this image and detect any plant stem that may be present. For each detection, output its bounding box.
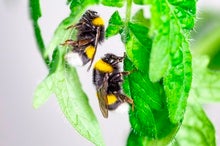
[192,26,220,57]
[122,0,132,43]
[125,0,132,24]
[29,0,50,68]
[33,22,50,68]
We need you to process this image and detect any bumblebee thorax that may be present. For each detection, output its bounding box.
[94,59,113,73]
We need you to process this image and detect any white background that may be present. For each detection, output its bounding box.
[0,0,220,146]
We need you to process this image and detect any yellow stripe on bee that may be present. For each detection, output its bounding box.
[94,59,113,73]
[92,17,104,26]
[85,45,95,59]
[107,94,117,105]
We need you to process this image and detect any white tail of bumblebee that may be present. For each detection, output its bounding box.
[65,52,83,67]
[113,103,129,114]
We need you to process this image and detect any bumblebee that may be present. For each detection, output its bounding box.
[64,10,105,70]
[93,53,134,118]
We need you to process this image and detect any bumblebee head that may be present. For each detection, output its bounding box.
[86,10,98,18]
[102,53,124,66]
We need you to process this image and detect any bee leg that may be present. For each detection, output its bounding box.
[78,39,95,46]
[117,93,134,110]
[66,20,95,30]
[110,59,121,66]
[109,72,130,84]
[120,71,130,76]
[61,38,95,47]
[109,73,123,83]
[123,69,137,75]
[61,39,78,46]
[66,23,82,30]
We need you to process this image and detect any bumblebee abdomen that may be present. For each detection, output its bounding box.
[107,94,121,110]
[85,45,95,59]
[107,94,117,105]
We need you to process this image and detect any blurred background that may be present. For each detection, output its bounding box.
[0,0,220,146]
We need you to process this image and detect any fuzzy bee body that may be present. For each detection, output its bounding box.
[93,53,133,118]
[76,10,105,43]
[64,10,105,69]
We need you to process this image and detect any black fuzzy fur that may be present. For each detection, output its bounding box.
[93,54,125,110]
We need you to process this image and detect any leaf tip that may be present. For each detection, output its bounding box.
[149,68,162,82]
[33,100,40,109]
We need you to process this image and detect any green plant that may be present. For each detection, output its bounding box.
[29,0,219,146]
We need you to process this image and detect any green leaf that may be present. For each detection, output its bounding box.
[190,55,220,103]
[33,76,53,109]
[173,97,216,146]
[66,0,72,4]
[101,0,124,7]
[133,0,150,5]
[149,0,196,123]
[131,9,150,27]
[69,0,99,14]
[149,0,196,82]
[34,48,105,146]
[32,0,105,145]
[124,57,158,137]
[149,33,170,82]
[209,50,220,70]
[164,38,192,123]
[124,57,179,144]
[55,67,105,146]
[105,11,123,38]
[121,18,180,141]
[125,23,151,73]
[46,14,78,58]
[127,129,180,146]
[127,130,145,146]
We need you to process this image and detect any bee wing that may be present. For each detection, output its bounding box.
[96,74,109,118]
[87,27,101,71]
